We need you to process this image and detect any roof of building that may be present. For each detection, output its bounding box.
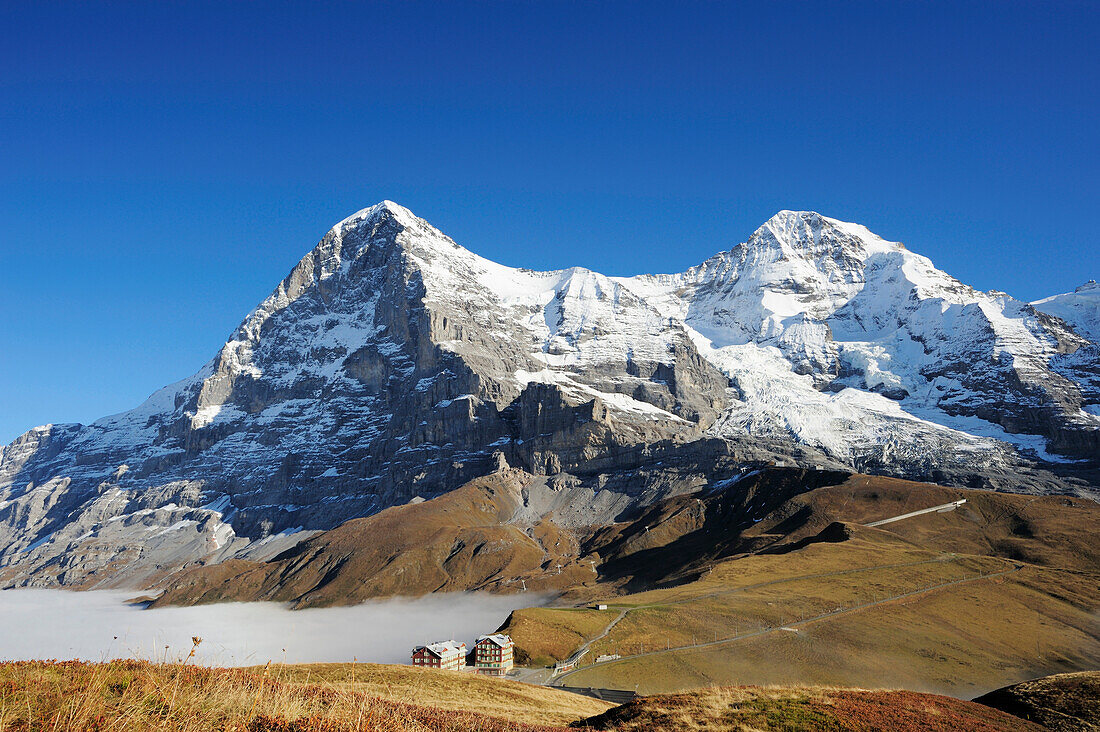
[476,634,513,648]
[413,640,467,658]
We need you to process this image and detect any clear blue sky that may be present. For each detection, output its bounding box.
[1,0,1097,444]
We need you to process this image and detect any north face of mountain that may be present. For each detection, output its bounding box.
[0,203,1096,589]
[0,202,757,589]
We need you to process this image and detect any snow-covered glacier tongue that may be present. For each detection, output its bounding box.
[1,203,1097,589]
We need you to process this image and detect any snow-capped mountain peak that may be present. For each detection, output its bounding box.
[333,199,416,229]
[0,203,1096,589]
[749,210,902,262]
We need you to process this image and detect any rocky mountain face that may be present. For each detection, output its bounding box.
[1,202,1097,589]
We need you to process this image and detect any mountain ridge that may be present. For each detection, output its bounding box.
[1,202,1096,590]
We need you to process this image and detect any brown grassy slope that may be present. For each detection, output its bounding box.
[505,477,1099,666]
[0,660,570,732]
[500,608,614,667]
[154,469,1099,612]
[975,670,1100,731]
[575,685,1045,731]
[152,470,595,608]
[245,663,611,727]
[535,470,1098,604]
[502,529,962,663]
[505,477,1100,695]
[749,475,1100,570]
[579,468,853,592]
[154,467,858,610]
[557,557,1099,696]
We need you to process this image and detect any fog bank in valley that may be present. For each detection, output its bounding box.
[0,589,544,666]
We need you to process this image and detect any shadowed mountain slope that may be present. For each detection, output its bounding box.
[975,671,1100,731]
[577,685,1045,731]
[153,469,1099,616]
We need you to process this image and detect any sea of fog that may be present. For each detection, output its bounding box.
[0,589,546,666]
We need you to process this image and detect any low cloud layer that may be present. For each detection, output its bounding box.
[0,589,544,666]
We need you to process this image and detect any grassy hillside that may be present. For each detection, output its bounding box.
[152,467,857,609]
[4,660,1068,731]
[502,479,1100,695]
[149,470,1099,697]
[575,685,1045,731]
[0,660,597,731]
[975,670,1100,731]
[750,475,1100,571]
[502,608,613,667]
[243,663,611,727]
[153,471,595,609]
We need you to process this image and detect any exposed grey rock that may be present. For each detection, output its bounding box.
[0,202,1096,589]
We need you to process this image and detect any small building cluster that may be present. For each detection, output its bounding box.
[410,640,467,671]
[410,634,515,676]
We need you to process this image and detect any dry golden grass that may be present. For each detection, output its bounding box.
[786,477,1100,573]
[584,552,1005,653]
[575,684,1046,731]
[0,659,1067,732]
[0,659,573,731]
[510,531,1100,696]
[244,663,611,726]
[500,609,614,666]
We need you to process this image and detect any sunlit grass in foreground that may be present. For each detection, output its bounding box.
[0,659,571,731]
